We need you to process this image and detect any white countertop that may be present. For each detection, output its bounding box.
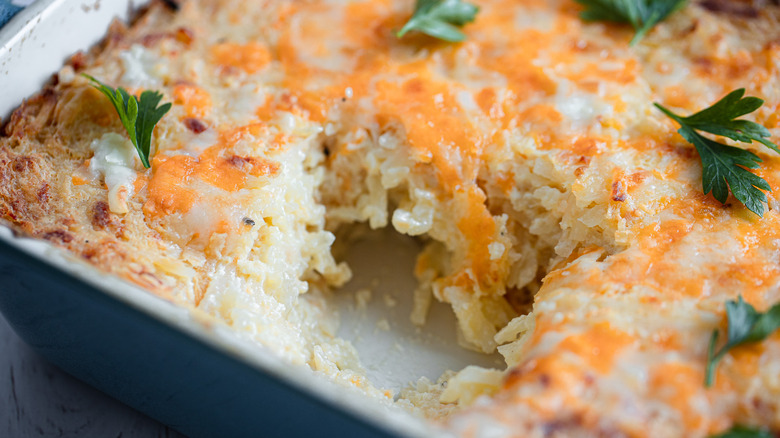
[0,313,186,437]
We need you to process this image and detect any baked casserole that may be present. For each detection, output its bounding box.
[1,0,780,436]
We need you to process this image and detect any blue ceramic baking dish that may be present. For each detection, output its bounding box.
[0,230,399,438]
[0,2,437,437]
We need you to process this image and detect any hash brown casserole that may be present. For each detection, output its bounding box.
[2,0,780,436]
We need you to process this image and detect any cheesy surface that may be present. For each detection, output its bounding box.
[1,0,780,436]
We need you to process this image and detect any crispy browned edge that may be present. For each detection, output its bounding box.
[0,0,182,295]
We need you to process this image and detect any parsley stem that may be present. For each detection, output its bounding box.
[705,330,721,387]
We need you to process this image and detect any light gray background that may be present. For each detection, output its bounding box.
[0,313,185,438]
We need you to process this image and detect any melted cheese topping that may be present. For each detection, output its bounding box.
[119,44,166,88]
[89,133,138,214]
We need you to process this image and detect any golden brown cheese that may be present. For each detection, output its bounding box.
[2,0,780,436]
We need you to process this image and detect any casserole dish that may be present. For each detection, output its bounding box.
[0,1,459,436]
[3,0,780,436]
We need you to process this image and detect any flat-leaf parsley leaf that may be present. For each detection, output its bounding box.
[83,74,172,168]
[655,89,779,217]
[397,0,478,43]
[705,296,780,387]
[709,425,775,438]
[575,0,687,45]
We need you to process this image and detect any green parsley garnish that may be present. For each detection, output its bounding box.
[705,296,780,387]
[655,89,780,217]
[575,0,687,45]
[397,0,479,43]
[83,74,172,168]
[710,425,775,438]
